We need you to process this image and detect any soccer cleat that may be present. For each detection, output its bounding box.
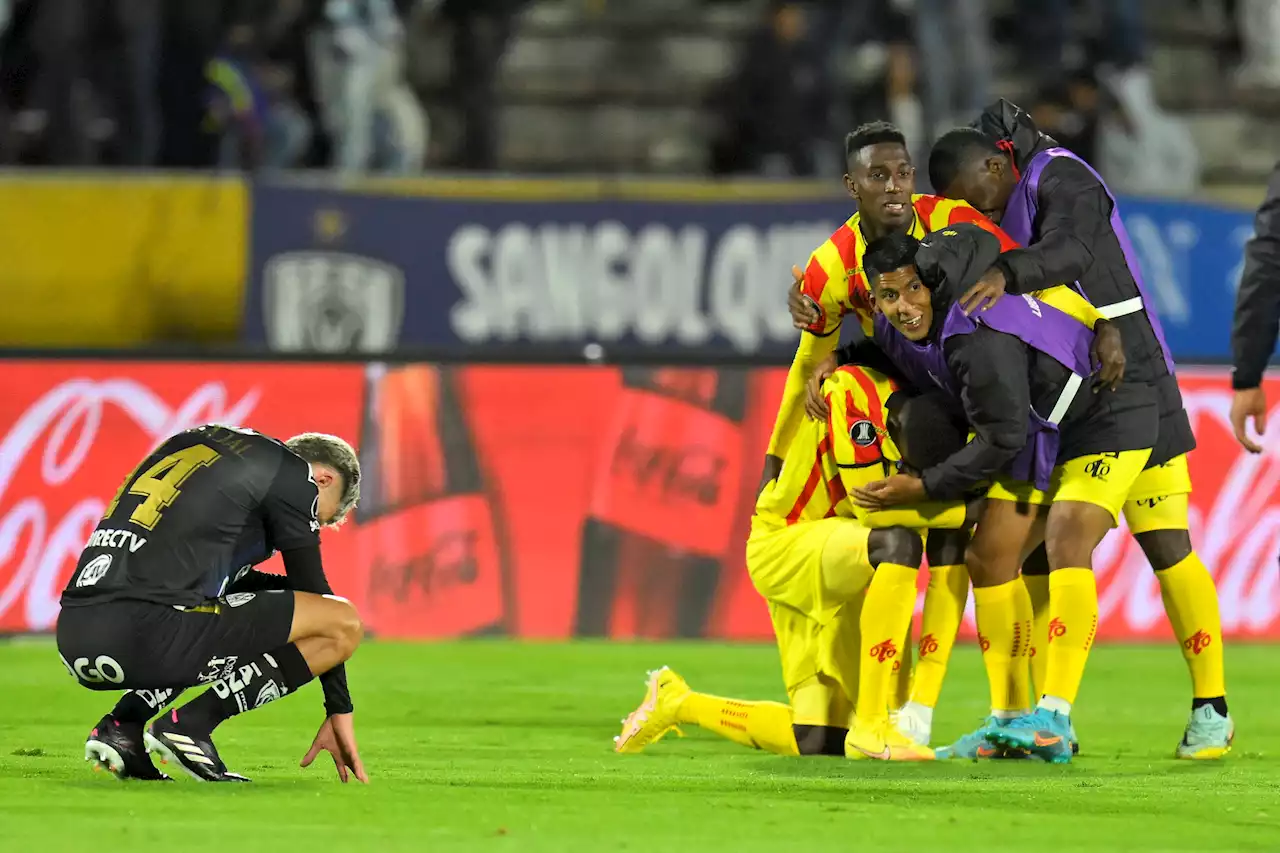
[934,716,1013,760]
[146,713,251,782]
[845,720,934,761]
[84,715,170,781]
[1175,705,1234,760]
[983,708,1074,764]
[614,666,689,754]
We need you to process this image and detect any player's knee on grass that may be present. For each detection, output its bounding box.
[1043,502,1114,570]
[1022,543,1050,576]
[792,724,847,756]
[1134,529,1193,572]
[925,528,968,568]
[868,526,922,570]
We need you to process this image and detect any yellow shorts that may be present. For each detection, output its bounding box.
[986,448,1154,525]
[746,515,872,727]
[1122,454,1193,534]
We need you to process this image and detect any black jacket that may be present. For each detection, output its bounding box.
[971,100,1192,465]
[1232,164,1280,390]
[841,224,1158,501]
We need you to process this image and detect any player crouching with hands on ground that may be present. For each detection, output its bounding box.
[851,224,1156,762]
[615,365,979,762]
[57,427,368,783]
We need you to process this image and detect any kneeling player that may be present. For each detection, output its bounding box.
[851,225,1158,762]
[614,367,974,761]
[56,426,367,783]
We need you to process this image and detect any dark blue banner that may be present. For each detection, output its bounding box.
[245,180,1255,361]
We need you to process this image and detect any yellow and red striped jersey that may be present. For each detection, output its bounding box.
[799,195,1019,339]
[755,365,966,531]
[766,196,1016,458]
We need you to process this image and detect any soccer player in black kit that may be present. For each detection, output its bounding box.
[56,426,368,783]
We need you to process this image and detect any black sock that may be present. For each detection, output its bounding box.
[173,643,314,734]
[1192,696,1229,716]
[111,688,182,725]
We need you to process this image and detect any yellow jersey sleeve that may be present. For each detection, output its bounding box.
[765,329,839,457]
[1032,285,1105,328]
[797,218,875,338]
[862,502,969,531]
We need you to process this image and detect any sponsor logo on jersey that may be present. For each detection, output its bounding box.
[75,554,113,587]
[84,528,147,552]
[223,592,256,608]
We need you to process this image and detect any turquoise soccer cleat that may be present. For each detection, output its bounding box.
[935,717,1011,760]
[983,707,1074,764]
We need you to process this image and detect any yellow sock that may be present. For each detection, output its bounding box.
[1156,552,1227,699]
[855,562,918,725]
[973,580,1028,713]
[1023,573,1050,699]
[678,693,799,756]
[909,564,969,708]
[893,614,915,710]
[1043,568,1098,705]
[1011,576,1035,709]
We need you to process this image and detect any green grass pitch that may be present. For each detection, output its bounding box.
[1,639,1277,852]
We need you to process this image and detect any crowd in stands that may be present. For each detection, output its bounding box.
[0,0,1273,195]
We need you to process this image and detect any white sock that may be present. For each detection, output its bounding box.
[902,701,934,729]
[992,708,1027,721]
[1039,695,1072,716]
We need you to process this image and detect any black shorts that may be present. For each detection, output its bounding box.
[55,591,295,691]
[1148,374,1196,468]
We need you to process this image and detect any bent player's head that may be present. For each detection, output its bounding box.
[864,231,932,341]
[928,127,1017,224]
[285,433,361,527]
[886,389,967,474]
[844,121,915,233]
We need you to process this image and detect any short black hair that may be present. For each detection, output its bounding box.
[862,232,920,285]
[887,390,968,472]
[927,126,1002,193]
[845,121,907,166]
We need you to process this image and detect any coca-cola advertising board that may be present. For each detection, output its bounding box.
[1,361,1276,641]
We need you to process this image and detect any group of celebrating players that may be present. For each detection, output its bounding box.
[51,97,1235,784]
[614,100,1235,764]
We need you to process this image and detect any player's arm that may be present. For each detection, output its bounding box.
[918,329,1030,501]
[1233,164,1280,391]
[989,159,1112,295]
[764,252,847,486]
[264,461,354,718]
[767,328,841,457]
[226,568,292,592]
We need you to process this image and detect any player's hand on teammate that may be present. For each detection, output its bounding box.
[788,265,821,329]
[758,454,783,496]
[850,474,926,509]
[803,354,839,420]
[301,712,369,783]
[959,266,1007,314]
[1230,387,1268,454]
[1090,319,1125,392]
